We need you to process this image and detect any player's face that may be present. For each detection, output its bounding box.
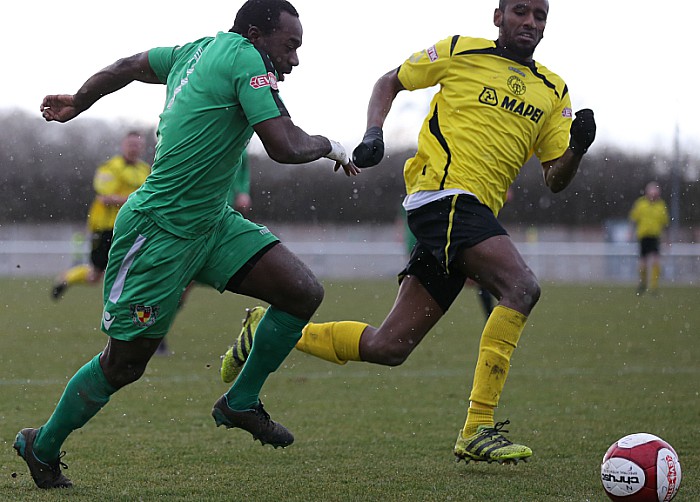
[494,0,548,60]
[646,184,661,200]
[122,135,145,163]
[254,11,302,81]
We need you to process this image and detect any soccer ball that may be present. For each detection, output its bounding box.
[601,433,681,501]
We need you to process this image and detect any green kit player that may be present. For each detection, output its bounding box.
[16,0,358,490]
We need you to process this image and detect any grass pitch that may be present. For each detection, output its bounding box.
[0,278,698,501]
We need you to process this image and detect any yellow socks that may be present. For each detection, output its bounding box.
[638,264,647,289]
[64,264,91,285]
[463,404,494,437]
[297,321,367,364]
[462,305,527,436]
[650,263,661,291]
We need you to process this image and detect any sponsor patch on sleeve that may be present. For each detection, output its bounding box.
[250,72,279,91]
[562,107,573,118]
[427,45,439,62]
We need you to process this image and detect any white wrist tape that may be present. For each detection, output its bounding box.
[326,139,349,166]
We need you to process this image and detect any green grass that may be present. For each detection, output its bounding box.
[0,278,698,501]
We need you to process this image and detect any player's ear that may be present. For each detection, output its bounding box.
[493,8,503,28]
[247,25,262,43]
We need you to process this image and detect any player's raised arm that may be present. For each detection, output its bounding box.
[40,51,160,123]
[542,109,597,193]
[352,67,405,168]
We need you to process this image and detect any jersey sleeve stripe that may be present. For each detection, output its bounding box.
[253,47,290,117]
[449,35,460,57]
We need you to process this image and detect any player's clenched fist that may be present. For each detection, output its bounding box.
[569,108,596,156]
[352,127,384,168]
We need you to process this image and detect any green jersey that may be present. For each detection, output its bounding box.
[228,150,251,206]
[131,32,287,238]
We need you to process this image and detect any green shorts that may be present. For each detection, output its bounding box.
[101,205,279,340]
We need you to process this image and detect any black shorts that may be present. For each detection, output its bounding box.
[90,230,113,271]
[639,237,660,257]
[225,241,280,292]
[399,194,508,312]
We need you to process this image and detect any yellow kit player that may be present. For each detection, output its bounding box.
[629,182,669,294]
[52,131,150,299]
[224,0,597,465]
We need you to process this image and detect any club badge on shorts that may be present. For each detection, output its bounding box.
[130,304,160,327]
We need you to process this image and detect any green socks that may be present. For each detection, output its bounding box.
[34,354,116,462]
[31,307,308,460]
[225,306,305,410]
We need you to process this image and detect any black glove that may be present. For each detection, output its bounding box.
[569,108,596,156]
[352,127,384,168]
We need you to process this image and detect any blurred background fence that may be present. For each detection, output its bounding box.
[2,110,699,286]
[2,223,698,285]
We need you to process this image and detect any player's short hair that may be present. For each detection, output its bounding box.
[498,0,550,11]
[230,0,299,36]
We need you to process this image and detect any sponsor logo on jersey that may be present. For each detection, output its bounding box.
[250,72,279,91]
[167,47,203,110]
[501,96,544,123]
[507,76,527,96]
[509,66,527,77]
[562,107,573,118]
[130,304,160,327]
[480,87,544,123]
[479,87,499,106]
[427,45,439,62]
[103,310,116,330]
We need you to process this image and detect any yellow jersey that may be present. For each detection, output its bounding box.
[629,197,669,239]
[87,155,151,231]
[398,36,572,215]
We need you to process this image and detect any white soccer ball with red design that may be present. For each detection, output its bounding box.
[601,433,681,501]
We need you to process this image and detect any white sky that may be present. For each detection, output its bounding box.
[4,1,699,158]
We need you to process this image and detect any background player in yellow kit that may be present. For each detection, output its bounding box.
[52,131,150,299]
[629,181,669,295]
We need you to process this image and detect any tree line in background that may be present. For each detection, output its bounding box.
[2,109,698,238]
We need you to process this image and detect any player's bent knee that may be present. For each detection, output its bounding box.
[307,279,324,308]
[302,276,324,305]
[286,277,324,320]
[516,279,540,311]
[381,350,411,367]
[100,352,152,389]
[525,279,541,307]
[360,334,413,366]
[500,273,540,312]
[102,363,147,389]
